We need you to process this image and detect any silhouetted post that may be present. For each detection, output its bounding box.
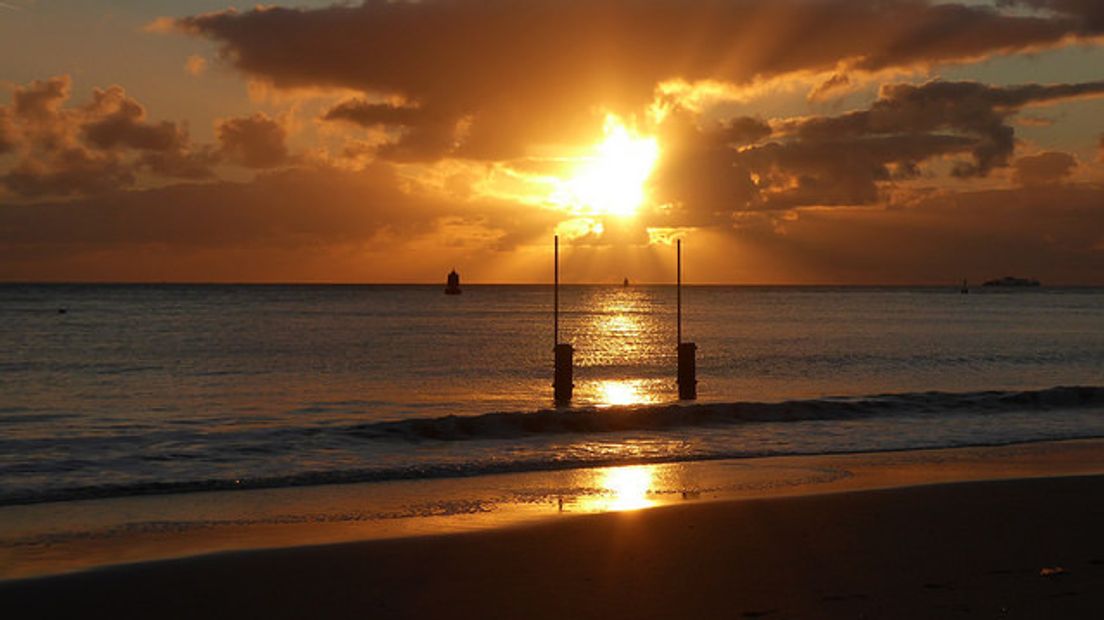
[553,235,574,404]
[677,239,697,400]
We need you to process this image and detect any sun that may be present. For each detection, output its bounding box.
[559,115,660,217]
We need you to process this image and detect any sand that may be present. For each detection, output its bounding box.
[5,473,1104,619]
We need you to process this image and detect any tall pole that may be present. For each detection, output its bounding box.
[677,238,682,346]
[553,235,573,403]
[554,235,559,347]
[676,238,696,400]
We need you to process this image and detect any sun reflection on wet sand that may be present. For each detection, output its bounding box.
[575,465,659,512]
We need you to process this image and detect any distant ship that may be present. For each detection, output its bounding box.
[623,277,630,287]
[445,270,462,295]
[982,276,1040,287]
[961,278,969,294]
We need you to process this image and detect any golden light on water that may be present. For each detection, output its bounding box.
[572,286,666,407]
[598,380,655,406]
[555,114,660,218]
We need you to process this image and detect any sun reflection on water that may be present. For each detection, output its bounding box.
[573,286,669,407]
[597,380,658,407]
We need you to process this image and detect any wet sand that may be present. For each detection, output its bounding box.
[5,473,1104,619]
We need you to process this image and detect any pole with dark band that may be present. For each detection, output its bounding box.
[677,239,697,400]
[553,235,573,404]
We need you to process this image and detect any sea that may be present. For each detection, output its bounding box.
[2,283,1103,508]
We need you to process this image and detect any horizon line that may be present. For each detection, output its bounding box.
[2,280,1101,288]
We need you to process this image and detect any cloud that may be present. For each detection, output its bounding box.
[1013,151,1077,186]
[215,113,289,168]
[0,165,435,249]
[724,183,1104,284]
[322,99,423,127]
[0,76,217,197]
[808,74,852,102]
[781,79,1104,177]
[185,55,207,77]
[321,98,466,161]
[166,0,1104,161]
[12,76,70,121]
[81,86,187,152]
[644,77,1104,222]
[0,162,553,281]
[1002,1,1104,31]
[0,108,15,154]
[139,147,220,180]
[3,148,134,198]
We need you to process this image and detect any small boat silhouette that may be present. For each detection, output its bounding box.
[445,269,462,295]
[983,276,1040,287]
[623,277,629,287]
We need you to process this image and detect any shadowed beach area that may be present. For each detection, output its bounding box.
[5,461,1104,618]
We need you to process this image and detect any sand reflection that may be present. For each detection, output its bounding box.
[576,465,658,512]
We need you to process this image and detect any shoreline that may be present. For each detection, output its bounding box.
[6,438,1104,584]
[5,473,1104,618]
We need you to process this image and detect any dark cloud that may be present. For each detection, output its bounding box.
[726,184,1104,284]
[647,78,1104,219]
[0,76,218,196]
[649,112,760,225]
[808,74,852,102]
[170,0,1104,161]
[0,165,438,249]
[716,117,772,146]
[1002,0,1104,31]
[0,108,15,154]
[736,134,977,209]
[3,148,134,198]
[215,113,289,169]
[0,162,550,283]
[321,99,467,161]
[81,86,187,152]
[139,147,220,180]
[1013,151,1077,186]
[783,79,1104,177]
[322,99,423,127]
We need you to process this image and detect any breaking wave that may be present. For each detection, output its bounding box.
[350,385,1104,441]
[3,385,1102,507]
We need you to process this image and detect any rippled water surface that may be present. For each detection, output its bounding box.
[2,284,1102,504]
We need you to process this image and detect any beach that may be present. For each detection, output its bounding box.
[5,440,1104,618]
[4,473,1104,619]
[3,285,1103,617]
[6,0,1104,615]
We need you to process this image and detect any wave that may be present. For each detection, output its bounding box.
[350,385,1104,441]
[2,386,1102,507]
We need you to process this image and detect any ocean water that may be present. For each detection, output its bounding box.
[1,283,1103,506]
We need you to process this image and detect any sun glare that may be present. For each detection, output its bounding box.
[600,466,656,511]
[560,115,660,218]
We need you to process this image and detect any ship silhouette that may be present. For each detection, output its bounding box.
[983,276,1040,287]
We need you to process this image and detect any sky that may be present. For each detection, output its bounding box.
[1,0,1103,284]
